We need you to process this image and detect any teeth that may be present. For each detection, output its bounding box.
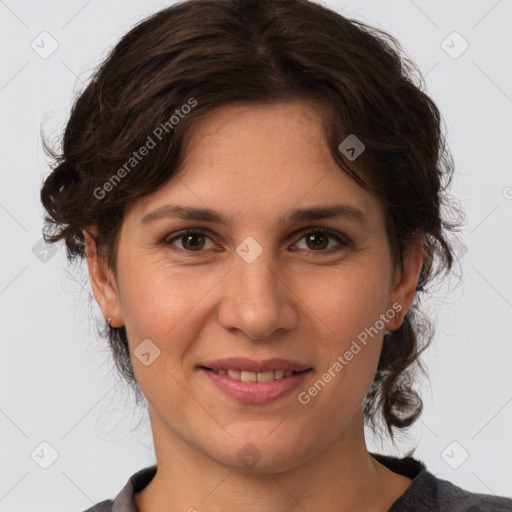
[227,369,241,380]
[274,369,285,379]
[211,368,299,381]
[240,370,257,382]
[255,370,274,382]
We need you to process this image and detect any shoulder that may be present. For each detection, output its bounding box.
[77,464,157,512]
[392,467,512,511]
[434,475,512,512]
[80,499,114,512]
[371,453,512,512]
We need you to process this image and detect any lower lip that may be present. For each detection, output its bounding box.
[201,368,311,404]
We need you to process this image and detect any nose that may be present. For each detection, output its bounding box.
[217,246,298,341]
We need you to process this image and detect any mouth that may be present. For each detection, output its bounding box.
[198,358,313,404]
[200,366,310,382]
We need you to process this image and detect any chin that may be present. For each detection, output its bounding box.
[206,431,312,474]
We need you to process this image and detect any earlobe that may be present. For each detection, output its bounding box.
[386,234,425,332]
[83,227,123,328]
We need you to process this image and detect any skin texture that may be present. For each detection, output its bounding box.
[84,101,424,511]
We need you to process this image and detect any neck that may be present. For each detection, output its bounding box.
[135,410,411,512]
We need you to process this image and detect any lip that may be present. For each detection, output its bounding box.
[201,367,312,404]
[200,357,312,373]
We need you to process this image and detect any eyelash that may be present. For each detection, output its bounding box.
[163,228,350,256]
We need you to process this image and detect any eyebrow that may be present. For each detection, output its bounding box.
[140,203,370,227]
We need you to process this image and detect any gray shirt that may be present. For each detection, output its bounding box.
[81,453,512,511]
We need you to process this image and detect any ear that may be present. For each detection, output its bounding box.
[385,233,425,332]
[83,227,123,328]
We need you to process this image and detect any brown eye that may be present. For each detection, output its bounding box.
[305,232,329,250]
[294,228,349,252]
[181,233,205,250]
[165,230,215,253]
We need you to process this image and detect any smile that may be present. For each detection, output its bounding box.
[206,368,299,382]
[201,367,312,404]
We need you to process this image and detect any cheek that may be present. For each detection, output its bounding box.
[296,261,389,401]
[117,257,222,354]
[116,262,213,400]
[302,260,389,343]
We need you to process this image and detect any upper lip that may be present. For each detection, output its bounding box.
[200,357,312,373]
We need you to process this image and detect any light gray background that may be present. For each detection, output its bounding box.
[1,0,511,510]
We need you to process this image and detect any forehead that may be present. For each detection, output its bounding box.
[126,101,384,231]
[182,101,332,170]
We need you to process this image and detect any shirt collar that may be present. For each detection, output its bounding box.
[112,464,157,512]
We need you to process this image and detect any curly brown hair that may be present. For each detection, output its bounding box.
[40,0,463,443]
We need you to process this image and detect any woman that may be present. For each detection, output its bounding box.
[40,0,512,510]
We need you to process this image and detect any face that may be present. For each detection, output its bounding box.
[86,101,422,473]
